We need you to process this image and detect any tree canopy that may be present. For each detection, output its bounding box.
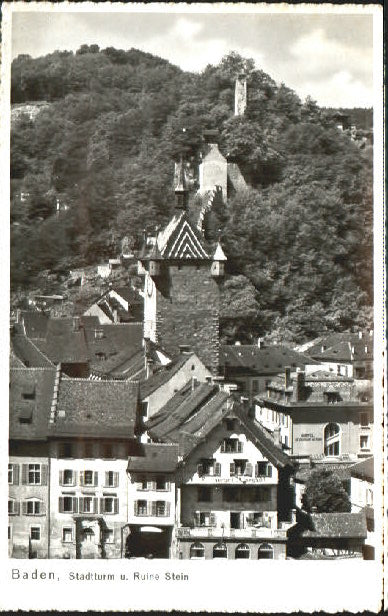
[301,469,351,513]
[10,48,373,342]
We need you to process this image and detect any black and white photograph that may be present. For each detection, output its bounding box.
[1,2,384,612]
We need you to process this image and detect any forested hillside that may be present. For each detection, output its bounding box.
[11,47,373,343]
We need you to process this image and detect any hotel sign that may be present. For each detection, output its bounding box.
[296,433,322,442]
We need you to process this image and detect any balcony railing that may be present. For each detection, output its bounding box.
[176,526,287,540]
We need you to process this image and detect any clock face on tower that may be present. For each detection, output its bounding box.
[147,275,154,297]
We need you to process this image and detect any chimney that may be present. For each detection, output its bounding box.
[294,371,305,402]
[191,376,198,392]
[72,316,81,332]
[311,506,318,514]
[146,357,154,379]
[358,331,363,339]
[113,309,118,324]
[285,366,291,389]
[257,337,263,348]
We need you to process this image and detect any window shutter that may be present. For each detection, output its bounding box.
[79,471,84,486]
[197,464,203,477]
[210,513,216,527]
[255,463,259,477]
[152,481,157,491]
[100,498,105,514]
[151,502,157,516]
[13,465,19,485]
[230,463,235,476]
[41,465,48,486]
[22,501,27,515]
[94,472,98,486]
[221,441,225,453]
[93,498,98,514]
[114,498,119,514]
[58,497,64,513]
[114,472,119,488]
[245,463,253,477]
[73,471,77,486]
[40,501,45,515]
[59,471,64,486]
[105,472,109,487]
[21,464,27,485]
[72,497,78,513]
[267,464,272,477]
[134,501,138,516]
[214,463,221,476]
[238,441,243,453]
[194,512,200,527]
[165,481,170,491]
[14,501,20,515]
[166,502,170,516]
[79,497,84,513]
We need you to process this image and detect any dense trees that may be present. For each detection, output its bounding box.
[302,469,351,513]
[10,47,373,341]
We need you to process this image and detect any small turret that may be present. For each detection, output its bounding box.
[211,241,227,278]
[235,73,247,116]
[149,235,162,277]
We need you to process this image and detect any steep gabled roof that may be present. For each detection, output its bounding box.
[11,333,54,368]
[140,352,197,398]
[51,378,139,439]
[84,322,143,373]
[307,332,373,361]
[142,212,210,261]
[9,367,56,440]
[146,382,292,468]
[128,443,179,473]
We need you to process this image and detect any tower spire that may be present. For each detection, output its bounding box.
[174,155,188,210]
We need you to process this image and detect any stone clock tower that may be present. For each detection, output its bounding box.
[139,159,226,374]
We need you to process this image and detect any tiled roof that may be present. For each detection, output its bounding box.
[220,345,318,374]
[9,367,56,440]
[140,353,196,398]
[147,382,292,468]
[351,457,374,482]
[11,333,55,368]
[307,332,373,361]
[51,379,139,439]
[112,286,143,305]
[18,311,49,338]
[38,320,89,363]
[85,323,143,373]
[128,443,179,472]
[299,512,367,539]
[142,212,210,260]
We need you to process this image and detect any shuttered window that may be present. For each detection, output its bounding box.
[59,470,76,486]
[80,470,98,487]
[8,464,19,485]
[100,497,119,514]
[23,499,44,516]
[8,499,19,515]
[79,497,98,514]
[256,462,272,477]
[58,496,78,514]
[105,471,119,488]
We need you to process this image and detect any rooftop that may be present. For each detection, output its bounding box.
[140,352,197,399]
[350,456,374,482]
[220,345,318,374]
[298,512,367,539]
[9,367,56,440]
[128,443,179,473]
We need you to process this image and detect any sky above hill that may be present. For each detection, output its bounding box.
[10,8,375,108]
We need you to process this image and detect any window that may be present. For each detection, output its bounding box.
[325,391,340,404]
[190,542,204,559]
[135,500,148,516]
[8,525,12,541]
[225,418,236,431]
[197,460,221,477]
[258,543,274,559]
[101,496,119,514]
[156,477,168,491]
[24,499,42,516]
[8,464,20,485]
[60,470,75,486]
[28,464,41,485]
[156,501,167,517]
[360,435,370,450]
[84,443,94,458]
[141,401,149,418]
[8,499,19,515]
[62,527,73,543]
[59,443,74,458]
[221,438,242,453]
[213,543,227,558]
[105,471,119,488]
[59,496,78,514]
[104,529,114,543]
[197,487,212,502]
[137,478,149,491]
[79,497,97,514]
[8,464,13,484]
[194,512,215,527]
[360,412,369,427]
[256,462,272,477]
[30,526,41,541]
[80,470,97,487]
[231,460,252,477]
[82,528,94,542]
[102,444,113,459]
[324,423,340,456]
[235,543,250,559]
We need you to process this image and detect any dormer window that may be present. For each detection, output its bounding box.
[18,407,33,424]
[22,386,35,400]
[197,459,221,477]
[221,438,243,453]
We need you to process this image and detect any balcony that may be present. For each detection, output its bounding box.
[176,526,287,540]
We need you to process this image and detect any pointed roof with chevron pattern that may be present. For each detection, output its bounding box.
[153,211,210,260]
